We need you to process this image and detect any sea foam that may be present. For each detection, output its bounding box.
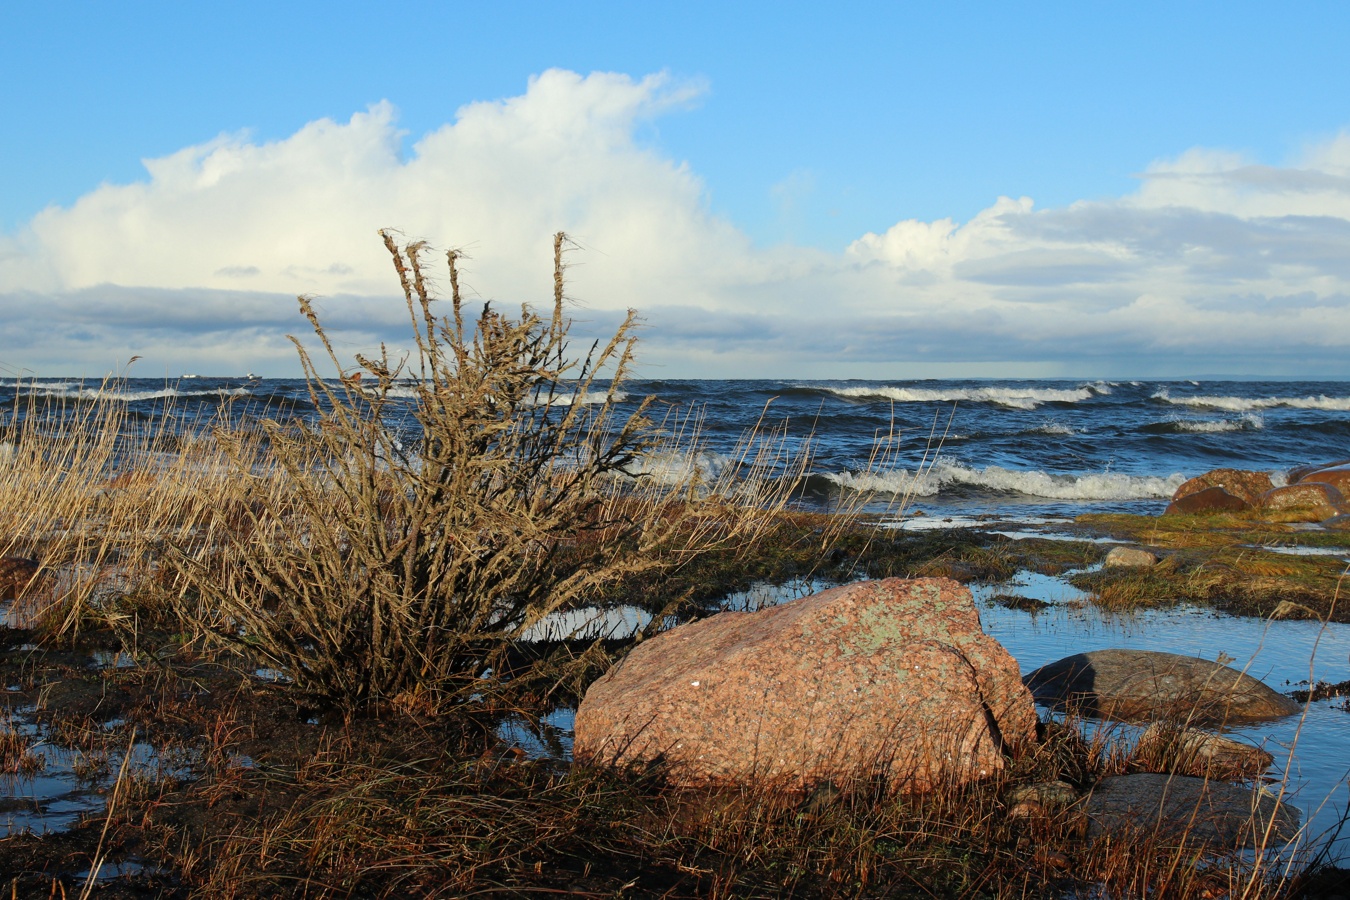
[20,385,252,402]
[1170,413,1264,433]
[825,459,1185,501]
[1153,389,1350,413]
[822,385,1093,410]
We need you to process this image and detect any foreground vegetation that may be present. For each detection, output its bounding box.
[1,235,1346,896]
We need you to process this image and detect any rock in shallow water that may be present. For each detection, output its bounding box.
[1134,722,1274,781]
[1023,649,1300,724]
[1084,773,1300,849]
[574,578,1037,794]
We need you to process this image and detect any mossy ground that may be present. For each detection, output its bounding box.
[1070,513,1350,621]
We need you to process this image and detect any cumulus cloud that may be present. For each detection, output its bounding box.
[2,68,1350,378]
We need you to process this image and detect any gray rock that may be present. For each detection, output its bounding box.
[1322,513,1350,531]
[1023,649,1301,724]
[1104,546,1158,568]
[1085,773,1300,849]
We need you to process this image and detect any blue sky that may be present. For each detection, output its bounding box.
[3,2,1350,378]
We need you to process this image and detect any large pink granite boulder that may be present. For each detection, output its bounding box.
[573,578,1037,794]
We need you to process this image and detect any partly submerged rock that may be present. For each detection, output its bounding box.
[1322,513,1350,531]
[1165,486,1249,515]
[1104,546,1159,568]
[1171,469,1273,507]
[1134,722,1274,781]
[574,578,1037,794]
[1023,649,1300,724]
[1084,773,1300,849]
[1259,482,1345,522]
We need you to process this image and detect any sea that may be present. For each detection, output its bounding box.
[5,375,1350,859]
[6,375,1349,518]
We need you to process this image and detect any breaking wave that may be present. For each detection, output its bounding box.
[820,385,1094,410]
[1145,413,1265,434]
[824,459,1186,501]
[1153,390,1350,413]
[378,385,625,407]
[1030,422,1080,436]
[16,384,253,403]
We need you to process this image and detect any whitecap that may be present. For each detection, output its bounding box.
[375,385,624,407]
[20,385,252,402]
[1168,413,1265,433]
[822,385,1093,410]
[1153,389,1350,412]
[825,458,1185,501]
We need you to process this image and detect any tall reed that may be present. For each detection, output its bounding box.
[0,375,252,635]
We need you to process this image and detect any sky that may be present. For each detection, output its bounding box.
[3,2,1350,380]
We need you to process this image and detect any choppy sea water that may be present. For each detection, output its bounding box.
[5,376,1350,859]
[6,376,1348,515]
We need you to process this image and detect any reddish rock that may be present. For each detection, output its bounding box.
[1259,482,1345,522]
[0,557,42,601]
[1171,468,1273,507]
[1024,649,1300,725]
[1289,458,1350,484]
[1299,463,1350,495]
[1323,514,1350,531]
[1164,486,1249,515]
[574,578,1037,794]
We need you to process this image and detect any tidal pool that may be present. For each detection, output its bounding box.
[975,569,1350,863]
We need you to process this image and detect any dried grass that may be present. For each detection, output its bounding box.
[166,232,805,713]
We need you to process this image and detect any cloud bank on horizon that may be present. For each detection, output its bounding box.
[3,69,1349,379]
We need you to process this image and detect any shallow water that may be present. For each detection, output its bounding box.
[975,574,1350,862]
[0,706,195,837]
[501,566,1350,863]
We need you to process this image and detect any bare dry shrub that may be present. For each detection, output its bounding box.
[173,232,798,712]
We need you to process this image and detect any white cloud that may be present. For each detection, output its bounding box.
[3,70,1350,378]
